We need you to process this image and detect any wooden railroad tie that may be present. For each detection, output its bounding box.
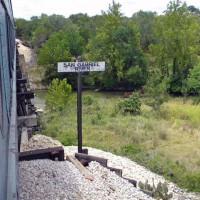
[19,146,64,161]
[74,153,137,187]
[75,153,108,167]
[67,155,94,181]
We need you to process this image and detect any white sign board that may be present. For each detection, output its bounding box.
[58,61,105,72]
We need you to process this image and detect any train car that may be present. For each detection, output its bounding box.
[0,0,18,199]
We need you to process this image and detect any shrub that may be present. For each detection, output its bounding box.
[46,78,72,112]
[82,95,96,106]
[91,112,105,125]
[158,130,168,140]
[117,92,141,115]
[144,73,170,111]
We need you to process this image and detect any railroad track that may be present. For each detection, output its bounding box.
[18,135,200,199]
[19,147,153,199]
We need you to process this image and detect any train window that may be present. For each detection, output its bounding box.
[6,14,13,78]
[0,4,11,118]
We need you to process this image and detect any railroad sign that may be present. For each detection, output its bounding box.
[58,59,105,154]
[58,61,105,72]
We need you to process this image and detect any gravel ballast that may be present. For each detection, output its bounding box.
[19,160,152,200]
[19,135,200,200]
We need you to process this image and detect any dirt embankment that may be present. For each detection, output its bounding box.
[16,39,45,90]
[16,39,36,67]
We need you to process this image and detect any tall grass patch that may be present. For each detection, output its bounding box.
[161,100,200,127]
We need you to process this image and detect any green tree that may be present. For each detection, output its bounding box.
[46,78,72,112]
[144,73,170,111]
[187,5,200,14]
[150,0,200,93]
[69,13,98,44]
[187,63,200,95]
[32,14,68,48]
[87,1,147,89]
[15,18,33,40]
[132,10,157,51]
[37,31,72,66]
[60,22,84,57]
[37,22,84,85]
[186,63,200,104]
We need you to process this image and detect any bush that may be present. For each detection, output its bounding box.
[91,112,105,125]
[117,92,141,115]
[46,78,72,112]
[144,73,170,111]
[82,95,96,106]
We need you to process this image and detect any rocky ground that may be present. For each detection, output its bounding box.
[19,135,200,200]
[16,39,36,67]
[16,39,45,90]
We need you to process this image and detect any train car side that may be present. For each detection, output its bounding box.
[0,0,18,199]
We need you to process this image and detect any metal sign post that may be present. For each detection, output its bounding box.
[58,60,105,153]
[77,71,82,153]
[76,56,83,153]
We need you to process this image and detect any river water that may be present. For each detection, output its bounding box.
[32,93,46,109]
[31,90,124,110]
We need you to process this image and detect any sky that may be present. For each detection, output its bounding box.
[12,0,200,20]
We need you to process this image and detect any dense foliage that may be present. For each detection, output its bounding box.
[187,63,200,95]
[15,0,200,92]
[149,1,200,93]
[132,10,157,51]
[37,21,84,85]
[117,93,141,114]
[186,63,200,104]
[144,73,170,111]
[86,2,147,89]
[46,78,72,112]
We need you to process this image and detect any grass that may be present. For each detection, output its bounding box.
[37,91,200,192]
[161,98,200,127]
